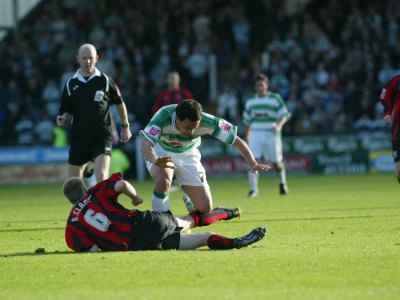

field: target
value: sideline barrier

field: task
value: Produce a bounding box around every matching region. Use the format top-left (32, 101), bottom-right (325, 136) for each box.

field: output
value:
top-left (197, 132), bottom-right (393, 176)
top-left (0, 132), bottom-right (393, 184)
top-left (0, 147), bottom-right (68, 184)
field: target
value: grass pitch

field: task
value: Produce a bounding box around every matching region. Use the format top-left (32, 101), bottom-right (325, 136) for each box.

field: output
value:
top-left (0, 173), bottom-right (399, 300)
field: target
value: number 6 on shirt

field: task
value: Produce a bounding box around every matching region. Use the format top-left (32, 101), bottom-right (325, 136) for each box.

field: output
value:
top-left (84, 209), bottom-right (111, 232)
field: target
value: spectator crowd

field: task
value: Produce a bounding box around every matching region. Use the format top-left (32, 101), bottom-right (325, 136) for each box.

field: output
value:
top-left (0, 0), bottom-right (397, 146)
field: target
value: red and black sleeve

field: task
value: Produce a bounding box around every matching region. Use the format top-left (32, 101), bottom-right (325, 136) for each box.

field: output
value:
top-left (152, 91), bottom-right (165, 115)
top-left (381, 75), bottom-right (400, 117)
top-left (89, 173), bottom-right (123, 202)
top-left (182, 88), bottom-right (194, 100)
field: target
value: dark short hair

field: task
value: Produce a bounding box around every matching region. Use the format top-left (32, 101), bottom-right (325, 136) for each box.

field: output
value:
top-left (62, 177), bottom-right (86, 204)
top-left (254, 73), bottom-right (269, 85)
top-left (176, 99), bottom-right (202, 122)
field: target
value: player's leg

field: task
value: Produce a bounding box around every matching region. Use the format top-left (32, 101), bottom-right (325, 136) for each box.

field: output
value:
top-left (93, 131), bottom-right (112, 182)
top-left (175, 149), bottom-right (212, 213)
top-left (170, 176), bottom-right (179, 192)
top-left (273, 161), bottom-right (288, 195)
top-left (94, 154), bottom-right (110, 182)
top-left (149, 164), bottom-right (175, 212)
top-left (175, 207), bottom-right (241, 230)
top-left (82, 160), bottom-right (96, 187)
top-left (182, 194), bottom-right (197, 212)
top-left (179, 227), bottom-right (267, 250)
top-left (181, 185), bottom-right (212, 213)
top-left (179, 232), bottom-right (213, 250)
top-left (68, 164), bottom-right (84, 178)
top-left (247, 133), bottom-right (262, 198)
top-left (175, 215), bottom-right (194, 231)
top-left (189, 207), bottom-right (240, 226)
top-left (270, 133), bottom-right (288, 195)
top-left (83, 160), bottom-right (95, 178)
top-left (144, 147), bottom-right (176, 212)
top-left (247, 169), bottom-right (260, 198)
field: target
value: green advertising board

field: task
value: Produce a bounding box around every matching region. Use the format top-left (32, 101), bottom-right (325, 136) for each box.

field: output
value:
top-left (199, 131), bottom-right (392, 175)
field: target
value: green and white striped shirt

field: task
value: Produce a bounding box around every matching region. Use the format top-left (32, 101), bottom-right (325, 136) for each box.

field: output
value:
top-left (140, 104), bottom-right (237, 153)
top-left (242, 92), bottom-right (291, 131)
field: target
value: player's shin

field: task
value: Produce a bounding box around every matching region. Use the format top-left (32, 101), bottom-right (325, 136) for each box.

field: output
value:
top-left (189, 207), bottom-right (240, 227)
top-left (248, 170), bottom-right (259, 192)
top-left (277, 163), bottom-right (287, 184)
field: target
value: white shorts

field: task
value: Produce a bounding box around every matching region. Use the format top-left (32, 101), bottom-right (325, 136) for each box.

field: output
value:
top-left (248, 130), bottom-right (283, 163)
top-left (145, 145), bottom-right (208, 187)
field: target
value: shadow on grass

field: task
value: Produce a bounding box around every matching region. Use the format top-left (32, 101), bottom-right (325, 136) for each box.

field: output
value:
top-left (0, 250), bottom-right (75, 258)
top-left (0, 219), bottom-right (65, 224)
top-left (0, 227), bottom-right (64, 233)
top-left (0, 248), bottom-right (213, 258)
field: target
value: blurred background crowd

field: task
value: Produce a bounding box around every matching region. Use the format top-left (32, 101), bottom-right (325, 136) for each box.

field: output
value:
top-left (0, 0), bottom-right (397, 147)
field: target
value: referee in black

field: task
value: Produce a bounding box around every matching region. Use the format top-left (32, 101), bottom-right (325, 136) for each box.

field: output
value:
top-left (57, 43), bottom-right (132, 183)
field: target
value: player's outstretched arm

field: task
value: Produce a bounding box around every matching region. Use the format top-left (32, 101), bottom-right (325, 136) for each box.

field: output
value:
top-left (233, 136), bottom-right (271, 173)
top-left (115, 180), bottom-right (143, 206)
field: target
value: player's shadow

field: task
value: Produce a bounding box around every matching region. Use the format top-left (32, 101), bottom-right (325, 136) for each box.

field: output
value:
top-left (0, 250), bottom-right (76, 258)
top-left (0, 227), bottom-right (64, 233)
top-left (0, 249), bottom-right (214, 257)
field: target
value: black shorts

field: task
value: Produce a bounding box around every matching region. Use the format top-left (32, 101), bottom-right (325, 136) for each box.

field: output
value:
top-left (129, 210), bottom-right (181, 251)
top-left (69, 128), bottom-right (112, 166)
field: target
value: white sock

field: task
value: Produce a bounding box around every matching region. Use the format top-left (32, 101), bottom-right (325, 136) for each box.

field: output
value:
top-left (152, 192), bottom-right (170, 212)
top-left (183, 194), bottom-right (196, 212)
top-left (248, 171), bottom-right (259, 192)
top-left (277, 164), bottom-right (287, 185)
top-left (84, 174), bottom-right (97, 188)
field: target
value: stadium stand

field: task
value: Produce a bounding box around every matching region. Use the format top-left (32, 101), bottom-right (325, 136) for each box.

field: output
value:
top-left (0, 0), bottom-right (396, 146)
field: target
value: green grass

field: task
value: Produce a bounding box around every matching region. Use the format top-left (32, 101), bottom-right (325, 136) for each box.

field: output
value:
top-left (0, 173), bottom-right (399, 300)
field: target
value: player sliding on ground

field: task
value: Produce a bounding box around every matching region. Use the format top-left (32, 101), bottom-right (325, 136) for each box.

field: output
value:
top-left (63, 173), bottom-right (266, 252)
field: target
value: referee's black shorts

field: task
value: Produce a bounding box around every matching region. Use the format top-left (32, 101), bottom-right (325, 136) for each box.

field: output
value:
top-left (69, 128), bottom-right (112, 166)
top-left (129, 210), bottom-right (181, 251)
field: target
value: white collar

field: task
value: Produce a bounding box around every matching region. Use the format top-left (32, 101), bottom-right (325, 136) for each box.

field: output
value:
top-left (72, 68), bottom-right (102, 83)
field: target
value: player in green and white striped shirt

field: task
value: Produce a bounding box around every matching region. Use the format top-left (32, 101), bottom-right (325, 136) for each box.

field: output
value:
top-left (243, 73), bottom-right (291, 197)
top-left (140, 99), bottom-right (271, 212)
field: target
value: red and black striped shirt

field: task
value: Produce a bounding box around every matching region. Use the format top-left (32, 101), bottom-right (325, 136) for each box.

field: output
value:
top-left (65, 173), bottom-right (137, 252)
top-left (151, 88), bottom-right (193, 115)
top-left (380, 75), bottom-right (400, 141)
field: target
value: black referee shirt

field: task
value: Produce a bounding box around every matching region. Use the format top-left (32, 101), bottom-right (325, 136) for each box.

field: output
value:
top-left (59, 68), bottom-right (124, 131)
